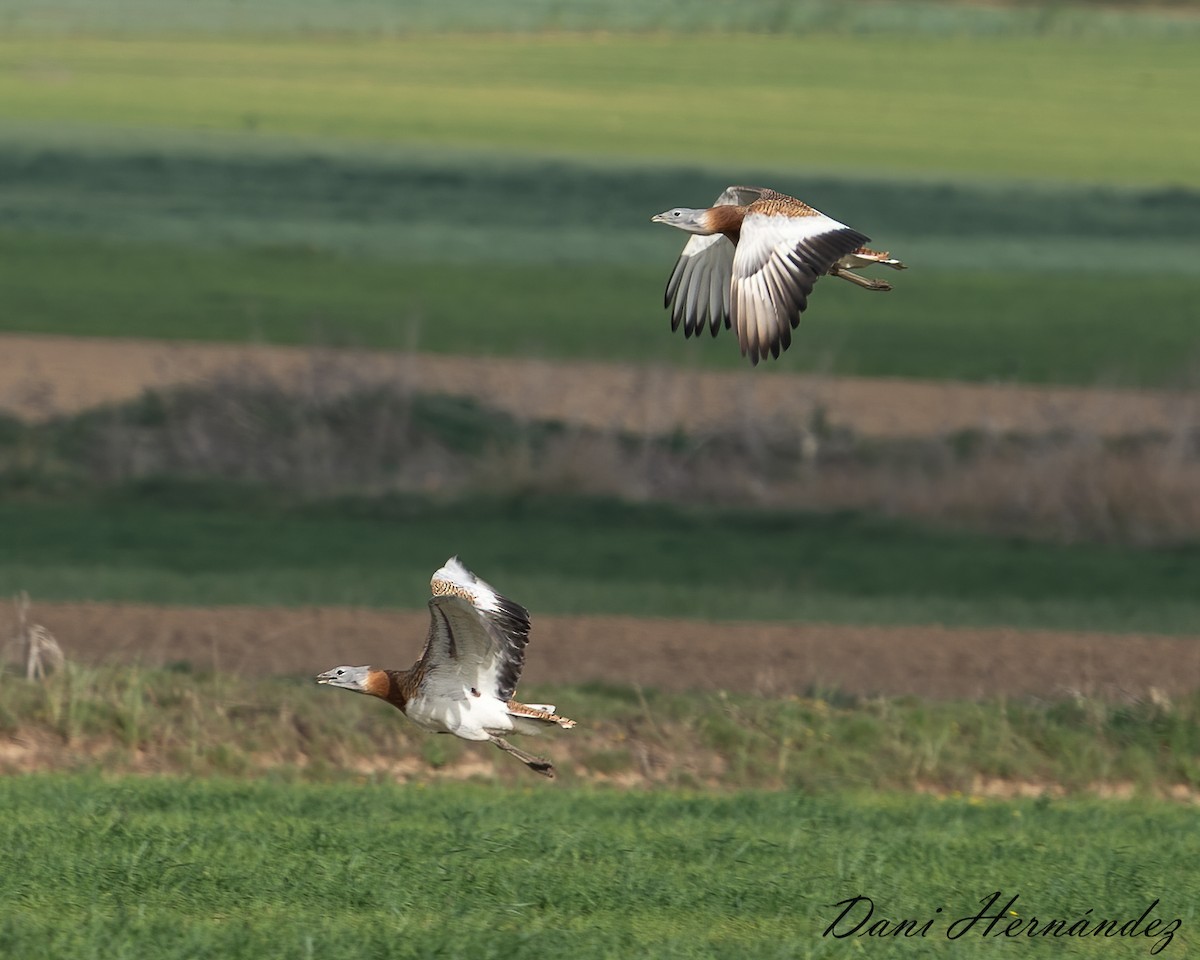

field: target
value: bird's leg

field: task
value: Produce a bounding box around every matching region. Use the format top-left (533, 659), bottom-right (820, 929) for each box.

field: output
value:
top-left (490, 735), bottom-right (555, 778)
top-left (829, 266), bottom-right (893, 292)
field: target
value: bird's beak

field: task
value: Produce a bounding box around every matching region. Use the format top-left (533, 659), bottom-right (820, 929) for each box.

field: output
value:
top-left (650, 213), bottom-right (666, 224)
top-left (314, 670), bottom-right (336, 685)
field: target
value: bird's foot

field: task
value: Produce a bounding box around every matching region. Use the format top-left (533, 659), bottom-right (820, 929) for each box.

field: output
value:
top-left (491, 735), bottom-right (556, 778)
top-left (831, 267), bottom-right (893, 292)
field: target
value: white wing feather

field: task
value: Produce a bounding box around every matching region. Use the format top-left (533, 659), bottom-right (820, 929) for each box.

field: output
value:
top-left (731, 211), bottom-right (866, 363)
top-left (423, 557), bottom-right (531, 702)
top-left (662, 187), bottom-right (764, 338)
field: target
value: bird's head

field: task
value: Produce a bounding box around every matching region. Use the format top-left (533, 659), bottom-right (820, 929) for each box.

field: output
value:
top-left (651, 207), bottom-right (713, 235)
top-left (315, 664), bottom-right (374, 693)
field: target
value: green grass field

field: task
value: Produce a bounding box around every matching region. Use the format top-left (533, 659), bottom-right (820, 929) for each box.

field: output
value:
top-left (3, 490), bottom-right (1199, 632)
top-left (1, 26), bottom-right (1198, 383)
top-left (0, 776), bottom-right (1194, 959)
top-left (6, 140), bottom-right (1194, 267)
top-left (3, 136), bottom-right (1200, 381)
top-left (2, 34), bottom-right (1196, 185)
top-left (7, 231), bottom-right (1200, 383)
top-left (8, 0), bottom-right (1200, 39)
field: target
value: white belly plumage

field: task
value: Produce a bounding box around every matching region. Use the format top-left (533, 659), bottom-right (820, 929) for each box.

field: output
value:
top-left (406, 691), bottom-right (515, 741)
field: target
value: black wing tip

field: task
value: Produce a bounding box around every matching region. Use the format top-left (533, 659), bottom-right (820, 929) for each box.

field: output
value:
top-left (833, 227), bottom-right (871, 256)
top-left (790, 228), bottom-right (870, 279)
top-left (492, 593), bottom-right (532, 702)
top-left (494, 594), bottom-right (531, 633)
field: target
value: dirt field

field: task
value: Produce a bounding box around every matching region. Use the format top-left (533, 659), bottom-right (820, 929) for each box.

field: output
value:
top-left (7, 600), bottom-right (1198, 702)
top-left (4, 332), bottom-right (1198, 439)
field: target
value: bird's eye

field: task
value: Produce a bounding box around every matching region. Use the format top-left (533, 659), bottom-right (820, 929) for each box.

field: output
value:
top-left (673, 211), bottom-right (681, 217)
top-left (337, 669), bottom-right (345, 676)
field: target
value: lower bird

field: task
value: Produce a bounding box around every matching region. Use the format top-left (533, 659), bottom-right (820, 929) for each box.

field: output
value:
top-left (652, 185), bottom-right (905, 365)
top-left (316, 557), bottom-right (575, 778)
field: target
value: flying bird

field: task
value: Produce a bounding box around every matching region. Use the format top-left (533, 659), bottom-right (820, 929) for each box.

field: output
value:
top-left (316, 557), bottom-right (575, 778)
top-left (652, 185), bottom-right (905, 365)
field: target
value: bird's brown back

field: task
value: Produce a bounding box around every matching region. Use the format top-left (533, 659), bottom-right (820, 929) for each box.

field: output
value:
top-left (703, 189), bottom-right (820, 244)
top-left (747, 189), bottom-right (820, 219)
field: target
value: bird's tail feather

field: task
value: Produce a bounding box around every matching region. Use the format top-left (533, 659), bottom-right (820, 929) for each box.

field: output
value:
top-left (507, 699), bottom-right (576, 734)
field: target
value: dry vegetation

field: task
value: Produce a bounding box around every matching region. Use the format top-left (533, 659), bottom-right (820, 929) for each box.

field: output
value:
top-left (3, 591), bottom-right (64, 681)
top-left (2, 660), bottom-right (1199, 797)
top-left (4, 335), bottom-right (1199, 543)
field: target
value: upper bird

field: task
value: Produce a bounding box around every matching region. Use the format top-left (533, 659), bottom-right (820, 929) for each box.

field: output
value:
top-left (316, 557), bottom-right (575, 778)
top-left (651, 186), bottom-right (905, 365)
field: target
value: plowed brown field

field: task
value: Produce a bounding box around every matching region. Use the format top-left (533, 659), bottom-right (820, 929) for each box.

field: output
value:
top-left (9, 600), bottom-right (1198, 701)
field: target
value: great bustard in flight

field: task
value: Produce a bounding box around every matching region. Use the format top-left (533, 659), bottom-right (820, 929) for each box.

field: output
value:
top-left (316, 557), bottom-right (575, 778)
top-left (652, 185), bottom-right (905, 365)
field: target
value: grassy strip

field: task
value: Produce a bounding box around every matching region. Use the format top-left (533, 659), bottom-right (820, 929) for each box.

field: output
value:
top-left (4, 140), bottom-right (1197, 263)
top-left (5, 232), bottom-right (1199, 384)
top-left (0, 774), bottom-right (1195, 959)
top-left (2, 35), bottom-right (1197, 185)
top-left (2, 490), bottom-right (1200, 632)
top-left (3, 666), bottom-right (1200, 791)
top-left (8, 0), bottom-right (1200, 38)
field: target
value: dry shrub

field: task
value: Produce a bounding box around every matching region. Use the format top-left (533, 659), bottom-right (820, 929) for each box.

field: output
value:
top-left (67, 358), bottom-right (469, 497)
top-left (767, 428), bottom-right (1200, 545)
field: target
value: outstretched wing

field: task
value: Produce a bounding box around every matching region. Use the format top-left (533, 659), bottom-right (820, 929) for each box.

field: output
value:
top-left (420, 557), bottom-right (531, 701)
top-left (713, 186), bottom-right (767, 208)
top-left (663, 186), bottom-right (765, 339)
top-left (731, 202), bottom-right (868, 364)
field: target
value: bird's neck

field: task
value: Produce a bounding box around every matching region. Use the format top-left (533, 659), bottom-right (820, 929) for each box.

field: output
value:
top-left (365, 668), bottom-right (421, 713)
top-left (701, 204), bottom-right (745, 243)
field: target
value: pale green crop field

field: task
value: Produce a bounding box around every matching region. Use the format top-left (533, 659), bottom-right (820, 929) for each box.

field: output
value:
top-left (2, 34), bottom-right (1197, 186)
top-left (8, 0), bottom-right (1200, 38)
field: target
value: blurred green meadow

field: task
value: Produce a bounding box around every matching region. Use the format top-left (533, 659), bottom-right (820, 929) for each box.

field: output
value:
top-left (8, 0), bottom-right (1200, 37)
top-left (1, 14), bottom-right (1198, 382)
top-left (3, 152), bottom-right (1199, 381)
top-left (0, 776), bottom-right (1196, 960)
top-left (3, 33), bottom-right (1196, 184)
